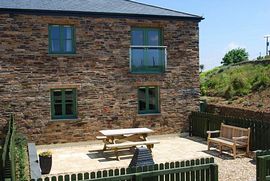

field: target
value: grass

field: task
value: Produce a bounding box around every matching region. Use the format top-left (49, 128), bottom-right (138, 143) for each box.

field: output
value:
top-left (200, 63), bottom-right (270, 99)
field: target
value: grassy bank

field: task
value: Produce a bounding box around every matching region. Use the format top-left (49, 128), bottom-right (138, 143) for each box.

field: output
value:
top-left (200, 63), bottom-right (270, 99)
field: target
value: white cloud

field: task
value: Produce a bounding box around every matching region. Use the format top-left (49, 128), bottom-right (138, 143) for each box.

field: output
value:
top-left (225, 42), bottom-right (246, 52)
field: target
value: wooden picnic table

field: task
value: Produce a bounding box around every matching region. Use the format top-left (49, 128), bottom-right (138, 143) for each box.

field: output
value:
top-left (97, 128), bottom-right (159, 160)
top-left (100, 127), bottom-right (153, 138)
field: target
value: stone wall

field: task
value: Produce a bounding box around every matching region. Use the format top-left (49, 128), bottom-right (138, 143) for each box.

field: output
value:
top-left (0, 13), bottom-right (200, 144)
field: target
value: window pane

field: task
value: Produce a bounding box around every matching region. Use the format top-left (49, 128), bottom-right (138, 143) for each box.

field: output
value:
top-left (54, 104), bottom-right (62, 115)
top-left (147, 30), bottom-right (160, 46)
top-left (146, 49), bottom-right (161, 67)
top-left (132, 30), bottom-right (144, 45)
top-left (51, 26), bottom-right (60, 39)
top-left (149, 87), bottom-right (157, 110)
top-left (64, 39), bottom-right (73, 52)
top-left (65, 90), bottom-right (73, 103)
top-left (66, 104), bottom-right (73, 115)
top-left (138, 88), bottom-right (146, 111)
top-left (132, 48), bottom-right (144, 68)
top-left (53, 91), bottom-right (62, 104)
top-left (51, 40), bottom-right (60, 52)
top-left (63, 26), bottom-right (72, 39)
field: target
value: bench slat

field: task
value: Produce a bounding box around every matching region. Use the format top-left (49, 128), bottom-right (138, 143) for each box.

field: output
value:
top-left (208, 138), bottom-right (247, 147)
top-left (96, 136), bottom-right (107, 140)
top-left (106, 141), bottom-right (159, 149)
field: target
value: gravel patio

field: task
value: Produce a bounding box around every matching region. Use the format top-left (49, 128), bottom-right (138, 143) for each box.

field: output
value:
top-left (37, 134), bottom-right (256, 181)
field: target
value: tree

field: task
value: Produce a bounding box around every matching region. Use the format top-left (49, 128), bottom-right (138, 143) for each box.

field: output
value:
top-left (199, 64), bottom-right (204, 73)
top-left (221, 48), bottom-right (249, 65)
top-left (256, 55), bottom-right (264, 61)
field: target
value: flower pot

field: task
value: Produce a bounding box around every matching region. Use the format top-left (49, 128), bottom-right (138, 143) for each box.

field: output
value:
top-left (39, 155), bottom-right (52, 174)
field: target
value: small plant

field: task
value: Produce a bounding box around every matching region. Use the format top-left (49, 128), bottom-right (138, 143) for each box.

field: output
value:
top-left (39, 150), bottom-right (53, 174)
top-left (39, 150), bottom-right (52, 157)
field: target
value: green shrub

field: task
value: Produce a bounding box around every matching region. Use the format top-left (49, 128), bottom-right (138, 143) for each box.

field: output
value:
top-left (223, 85), bottom-right (233, 99)
top-left (200, 85), bottom-right (206, 96)
top-left (231, 77), bottom-right (245, 90)
top-left (252, 74), bottom-right (270, 91)
top-left (15, 133), bottom-right (29, 181)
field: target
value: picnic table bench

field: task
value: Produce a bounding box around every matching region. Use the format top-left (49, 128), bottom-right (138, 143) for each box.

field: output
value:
top-left (207, 123), bottom-right (250, 159)
top-left (97, 128), bottom-right (159, 160)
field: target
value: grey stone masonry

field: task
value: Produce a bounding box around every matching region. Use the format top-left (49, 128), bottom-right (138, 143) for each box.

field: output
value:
top-left (0, 13), bottom-right (200, 144)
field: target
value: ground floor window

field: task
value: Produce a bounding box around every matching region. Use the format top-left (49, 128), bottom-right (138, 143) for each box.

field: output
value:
top-left (51, 89), bottom-right (77, 119)
top-left (138, 86), bottom-right (159, 114)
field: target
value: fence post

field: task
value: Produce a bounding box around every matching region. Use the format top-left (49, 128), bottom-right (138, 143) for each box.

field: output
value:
top-left (257, 156), bottom-right (266, 181)
top-left (135, 173), bottom-right (142, 181)
top-left (189, 114), bottom-right (192, 136)
top-left (210, 164), bottom-right (218, 181)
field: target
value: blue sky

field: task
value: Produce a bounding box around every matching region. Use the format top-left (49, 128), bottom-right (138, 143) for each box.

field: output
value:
top-left (135, 0), bottom-right (270, 70)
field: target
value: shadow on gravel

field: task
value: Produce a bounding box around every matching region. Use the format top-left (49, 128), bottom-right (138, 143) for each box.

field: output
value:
top-left (87, 149), bottom-right (133, 162)
top-left (202, 150), bottom-right (235, 160)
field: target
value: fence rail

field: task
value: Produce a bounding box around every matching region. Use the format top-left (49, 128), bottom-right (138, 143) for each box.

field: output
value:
top-left (32, 157), bottom-right (218, 181)
top-left (256, 150), bottom-right (270, 181)
top-left (190, 111), bottom-right (270, 151)
top-left (2, 114), bottom-right (16, 181)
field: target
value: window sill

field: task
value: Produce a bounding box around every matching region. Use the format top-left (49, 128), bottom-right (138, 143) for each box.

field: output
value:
top-left (137, 113), bottom-right (161, 117)
top-left (50, 118), bottom-right (79, 122)
top-left (130, 72), bottom-right (165, 75)
top-left (48, 53), bottom-right (77, 57)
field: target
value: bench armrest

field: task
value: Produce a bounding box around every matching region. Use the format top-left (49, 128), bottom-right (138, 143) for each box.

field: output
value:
top-left (207, 130), bottom-right (220, 139)
top-left (232, 136), bottom-right (248, 141)
top-left (207, 130), bottom-right (220, 134)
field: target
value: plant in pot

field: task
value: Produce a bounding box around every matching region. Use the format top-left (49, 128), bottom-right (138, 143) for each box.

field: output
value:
top-left (39, 150), bottom-right (52, 174)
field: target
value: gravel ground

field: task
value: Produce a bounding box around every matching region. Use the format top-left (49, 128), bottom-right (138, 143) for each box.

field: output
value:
top-left (37, 135), bottom-right (256, 181)
top-left (189, 137), bottom-right (256, 181)
top-left (209, 149), bottom-right (255, 181)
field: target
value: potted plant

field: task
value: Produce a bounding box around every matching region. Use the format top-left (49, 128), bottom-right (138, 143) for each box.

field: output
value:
top-left (39, 150), bottom-right (52, 174)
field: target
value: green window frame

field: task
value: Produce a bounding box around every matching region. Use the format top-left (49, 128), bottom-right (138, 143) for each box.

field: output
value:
top-left (51, 89), bottom-right (77, 119)
top-left (48, 25), bottom-right (76, 54)
top-left (131, 27), bottom-right (165, 73)
top-left (131, 27), bottom-right (163, 46)
top-left (138, 86), bottom-right (160, 114)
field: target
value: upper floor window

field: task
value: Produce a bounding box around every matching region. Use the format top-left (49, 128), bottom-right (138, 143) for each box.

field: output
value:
top-left (51, 88), bottom-right (77, 119)
top-left (49, 25), bottom-right (75, 54)
top-left (130, 28), bottom-right (166, 73)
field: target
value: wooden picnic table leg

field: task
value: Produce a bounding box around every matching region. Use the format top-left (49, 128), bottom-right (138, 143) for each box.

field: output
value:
top-left (113, 148), bottom-right (120, 161)
top-left (103, 140), bottom-right (107, 151)
top-left (147, 144), bottom-right (153, 152)
top-left (103, 137), bottom-right (115, 151)
top-left (141, 133), bottom-right (148, 141)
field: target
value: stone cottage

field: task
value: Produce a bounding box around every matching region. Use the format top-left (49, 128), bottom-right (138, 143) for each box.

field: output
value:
top-left (0, 0), bottom-right (203, 144)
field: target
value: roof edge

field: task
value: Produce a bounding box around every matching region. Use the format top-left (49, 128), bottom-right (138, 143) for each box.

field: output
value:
top-left (0, 8), bottom-right (204, 21)
top-left (126, 0), bottom-right (202, 19)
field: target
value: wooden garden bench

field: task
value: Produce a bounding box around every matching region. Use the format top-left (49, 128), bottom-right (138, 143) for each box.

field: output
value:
top-left (207, 123), bottom-right (250, 159)
top-left (105, 140), bottom-right (160, 160)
